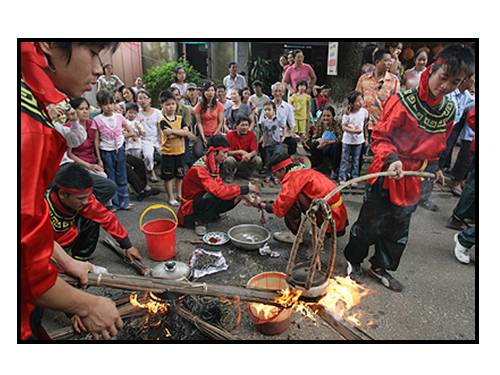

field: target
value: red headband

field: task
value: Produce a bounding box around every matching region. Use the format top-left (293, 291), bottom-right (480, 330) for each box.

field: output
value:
top-left (271, 158), bottom-right (293, 173)
top-left (208, 146), bottom-right (230, 152)
top-left (57, 184), bottom-right (93, 195)
top-left (434, 57), bottom-right (448, 66)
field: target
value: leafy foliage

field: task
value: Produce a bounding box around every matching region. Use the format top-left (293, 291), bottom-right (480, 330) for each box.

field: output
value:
top-left (143, 59), bottom-right (202, 106)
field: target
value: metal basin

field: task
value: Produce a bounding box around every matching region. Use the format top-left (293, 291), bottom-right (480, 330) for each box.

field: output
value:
top-left (228, 224), bottom-right (271, 250)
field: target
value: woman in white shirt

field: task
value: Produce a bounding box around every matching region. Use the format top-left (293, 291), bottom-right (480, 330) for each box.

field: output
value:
top-left (137, 90), bottom-right (162, 182)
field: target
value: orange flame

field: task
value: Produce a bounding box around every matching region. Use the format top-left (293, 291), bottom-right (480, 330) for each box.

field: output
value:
top-left (129, 292), bottom-right (169, 315)
top-left (251, 303), bottom-right (281, 320)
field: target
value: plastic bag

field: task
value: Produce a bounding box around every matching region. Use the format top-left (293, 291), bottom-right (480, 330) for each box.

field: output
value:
top-left (258, 243), bottom-right (280, 258)
top-left (190, 248), bottom-right (228, 279)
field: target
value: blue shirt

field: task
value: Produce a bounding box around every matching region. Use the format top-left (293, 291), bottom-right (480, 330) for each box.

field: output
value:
top-left (321, 130), bottom-right (336, 141)
top-left (447, 89), bottom-right (475, 141)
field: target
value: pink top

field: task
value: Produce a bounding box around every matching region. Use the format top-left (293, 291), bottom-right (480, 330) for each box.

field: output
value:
top-left (194, 101), bottom-right (224, 136)
top-left (283, 63), bottom-right (315, 91)
top-left (91, 113), bottom-right (128, 151)
top-left (67, 120), bottom-right (98, 164)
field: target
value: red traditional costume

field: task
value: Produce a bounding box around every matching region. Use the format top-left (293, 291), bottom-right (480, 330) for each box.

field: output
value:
top-left (46, 189), bottom-right (131, 252)
top-left (178, 149), bottom-right (250, 226)
top-left (345, 62), bottom-right (456, 272)
top-left (266, 164), bottom-right (348, 234)
top-left (20, 42), bottom-right (69, 339)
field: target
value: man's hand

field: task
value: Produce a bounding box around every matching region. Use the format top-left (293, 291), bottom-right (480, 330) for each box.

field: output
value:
top-left (248, 181), bottom-right (260, 195)
top-left (125, 247), bottom-right (143, 262)
top-left (241, 152), bottom-right (252, 162)
top-left (434, 169), bottom-right (445, 185)
top-left (387, 160), bottom-right (403, 179)
top-left (63, 258), bottom-right (92, 288)
top-left (80, 296), bottom-right (123, 340)
top-left (72, 315), bottom-right (87, 334)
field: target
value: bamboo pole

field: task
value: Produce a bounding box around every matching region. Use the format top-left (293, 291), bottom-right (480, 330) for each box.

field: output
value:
top-left (60, 273), bottom-right (285, 306)
top-left (316, 305), bottom-right (374, 341)
top-left (175, 305), bottom-right (238, 341)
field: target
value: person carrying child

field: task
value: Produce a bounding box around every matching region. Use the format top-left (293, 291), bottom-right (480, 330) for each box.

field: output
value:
top-left (158, 90), bottom-right (193, 207)
top-left (123, 102), bottom-right (144, 159)
top-left (92, 90), bottom-right (132, 211)
top-left (338, 90), bottom-right (369, 186)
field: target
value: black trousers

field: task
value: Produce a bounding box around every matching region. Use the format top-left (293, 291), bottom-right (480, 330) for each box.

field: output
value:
top-left (451, 140), bottom-right (473, 182)
top-left (126, 154), bottom-right (148, 194)
top-left (453, 160), bottom-right (475, 221)
top-left (182, 193), bottom-right (238, 227)
top-left (439, 110), bottom-right (468, 170)
top-left (344, 178), bottom-right (417, 271)
top-left (64, 215), bottom-right (101, 261)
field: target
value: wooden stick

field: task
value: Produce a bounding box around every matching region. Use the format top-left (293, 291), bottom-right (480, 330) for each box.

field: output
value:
top-left (316, 305), bottom-right (374, 341)
top-left (60, 273), bottom-right (285, 306)
top-left (101, 237), bottom-right (150, 276)
top-left (175, 305), bottom-right (238, 340)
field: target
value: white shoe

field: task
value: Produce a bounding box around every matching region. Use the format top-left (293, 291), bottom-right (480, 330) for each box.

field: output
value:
top-left (273, 231), bottom-right (296, 244)
top-left (168, 199), bottom-right (180, 207)
top-left (454, 233), bottom-right (470, 264)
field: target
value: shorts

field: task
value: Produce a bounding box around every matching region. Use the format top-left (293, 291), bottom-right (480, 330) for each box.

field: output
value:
top-left (161, 154), bottom-right (185, 180)
top-left (295, 119), bottom-right (307, 135)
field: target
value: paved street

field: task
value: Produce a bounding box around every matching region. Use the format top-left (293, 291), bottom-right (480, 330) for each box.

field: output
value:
top-left (42, 176), bottom-right (475, 341)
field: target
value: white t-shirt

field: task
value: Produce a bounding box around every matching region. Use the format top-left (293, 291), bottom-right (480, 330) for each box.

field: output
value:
top-left (125, 119), bottom-right (143, 151)
top-left (138, 108), bottom-right (162, 145)
top-left (341, 108), bottom-right (368, 145)
top-left (170, 82), bottom-right (188, 97)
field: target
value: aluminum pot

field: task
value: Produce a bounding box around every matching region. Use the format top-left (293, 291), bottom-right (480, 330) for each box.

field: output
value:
top-left (228, 224), bottom-right (271, 250)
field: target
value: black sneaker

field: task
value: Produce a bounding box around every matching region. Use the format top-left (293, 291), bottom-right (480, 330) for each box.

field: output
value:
top-left (346, 262), bottom-right (365, 283)
top-left (368, 267), bottom-right (403, 292)
top-left (446, 215), bottom-right (469, 231)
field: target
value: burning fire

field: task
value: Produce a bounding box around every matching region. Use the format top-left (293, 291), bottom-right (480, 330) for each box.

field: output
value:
top-left (251, 303), bottom-right (281, 320)
top-left (129, 292), bottom-right (169, 315)
top-left (273, 276), bottom-right (369, 326)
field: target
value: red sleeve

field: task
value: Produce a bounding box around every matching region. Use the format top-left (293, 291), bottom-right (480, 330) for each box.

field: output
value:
top-left (79, 195), bottom-right (128, 241)
top-left (193, 103), bottom-right (201, 115)
top-left (370, 94), bottom-right (406, 166)
top-left (272, 172), bottom-right (310, 218)
top-left (249, 132), bottom-right (257, 152)
top-left (217, 101), bottom-right (224, 114)
top-left (21, 117), bottom-right (58, 303)
top-left (468, 107), bottom-right (475, 132)
top-left (195, 167), bottom-right (242, 200)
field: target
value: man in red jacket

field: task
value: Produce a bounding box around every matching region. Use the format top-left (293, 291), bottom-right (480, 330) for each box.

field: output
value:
top-left (344, 44), bottom-right (475, 292)
top-left (255, 151), bottom-right (348, 243)
top-left (21, 42), bottom-right (122, 340)
top-left (47, 164), bottom-right (143, 262)
top-left (178, 136), bottom-right (260, 235)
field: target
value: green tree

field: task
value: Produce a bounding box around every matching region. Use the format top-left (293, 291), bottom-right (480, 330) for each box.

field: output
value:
top-left (143, 59), bottom-right (202, 106)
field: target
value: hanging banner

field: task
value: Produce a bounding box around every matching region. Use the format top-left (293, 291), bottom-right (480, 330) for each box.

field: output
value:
top-left (327, 42), bottom-right (339, 76)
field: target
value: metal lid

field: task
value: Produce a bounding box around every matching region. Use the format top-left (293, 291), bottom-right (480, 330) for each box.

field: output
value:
top-left (151, 260), bottom-right (191, 280)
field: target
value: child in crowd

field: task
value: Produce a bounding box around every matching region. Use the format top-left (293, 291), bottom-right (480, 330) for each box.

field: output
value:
top-left (290, 80), bottom-right (311, 143)
top-left (158, 90), bottom-right (192, 206)
top-left (314, 85), bottom-right (331, 115)
top-left (249, 80), bottom-right (270, 115)
top-left (92, 90), bottom-right (132, 210)
top-left (170, 66), bottom-right (188, 97)
top-left (339, 90), bottom-right (369, 186)
top-left (259, 101), bottom-right (284, 184)
top-left (123, 103), bottom-right (143, 158)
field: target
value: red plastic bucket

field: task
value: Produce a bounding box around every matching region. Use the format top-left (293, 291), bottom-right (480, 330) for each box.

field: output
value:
top-left (139, 204), bottom-right (178, 261)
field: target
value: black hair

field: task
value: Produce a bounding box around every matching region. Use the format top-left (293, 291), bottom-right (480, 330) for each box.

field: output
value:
top-left (236, 116), bottom-right (250, 126)
top-left (373, 48), bottom-right (391, 64)
top-left (50, 42), bottom-right (120, 65)
top-left (54, 163), bottom-right (94, 192)
top-left (125, 102), bottom-right (139, 113)
top-left (293, 49), bottom-right (303, 57)
top-left (228, 62), bottom-right (237, 69)
top-left (69, 97), bottom-right (90, 110)
top-left (116, 85), bottom-right (126, 93)
top-left (242, 87), bottom-right (251, 93)
top-left (96, 90), bottom-right (114, 106)
top-left (136, 89), bottom-right (151, 99)
top-left (159, 89), bottom-right (176, 104)
top-left (346, 90), bottom-right (362, 106)
top-left (216, 84), bottom-right (226, 91)
top-left (168, 86), bottom-right (180, 95)
top-left (252, 80), bottom-right (263, 88)
top-left (268, 150), bottom-right (298, 173)
top-left (103, 63), bottom-right (113, 70)
top-left (174, 66), bottom-right (185, 83)
top-left (296, 80), bottom-right (308, 88)
top-left (431, 43), bottom-right (475, 78)
top-left (388, 42), bottom-right (403, 50)
top-left (322, 104), bottom-right (336, 118)
top-left (263, 101), bottom-right (276, 111)
top-left (361, 44), bottom-right (379, 65)
top-left (200, 82), bottom-right (217, 113)
top-left (123, 87), bottom-right (137, 102)
top-left (207, 135), bottom-right (230, 149)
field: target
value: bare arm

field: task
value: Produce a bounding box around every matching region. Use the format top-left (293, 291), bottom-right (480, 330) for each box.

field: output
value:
top-left (195, 112), bottom-right (207, 145)
top-left (67, 148), bottom-right (92, 169)
top-left (94, 129), bottom-right (103, 167)
top-left (215, 110), bottom-right (224, 135)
